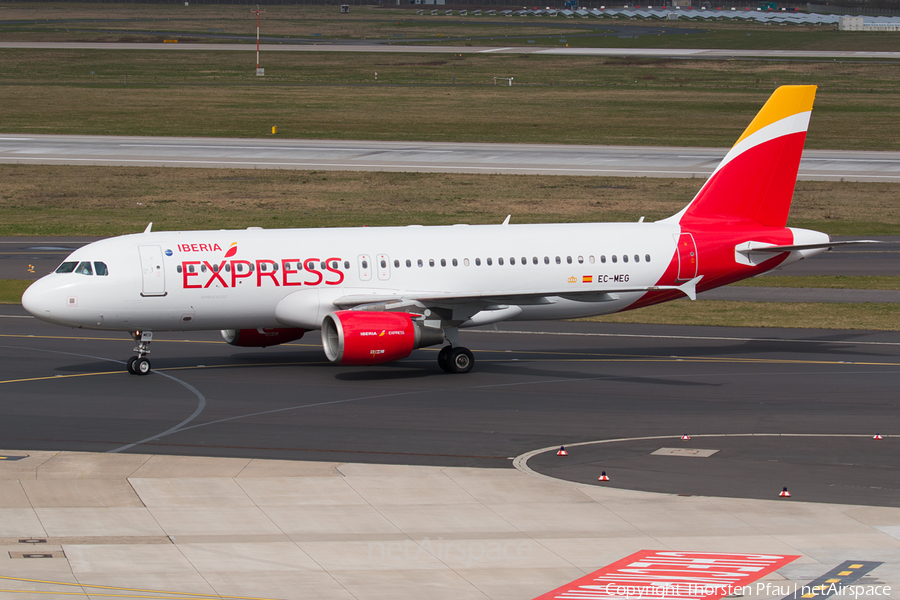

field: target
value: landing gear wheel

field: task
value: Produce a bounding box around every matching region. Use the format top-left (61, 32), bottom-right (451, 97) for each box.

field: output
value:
top-left (447, 347), bottom-right (474, 374)
top-left (437, 346), bottom-right (452, 372)
top-left (134, 357), bottom-right (152, 376)
top-left (126, 356), bottom-right (138, 374)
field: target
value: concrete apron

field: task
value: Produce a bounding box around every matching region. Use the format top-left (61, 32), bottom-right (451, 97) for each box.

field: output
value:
top-left (0, 450), bottom-right (898, 600)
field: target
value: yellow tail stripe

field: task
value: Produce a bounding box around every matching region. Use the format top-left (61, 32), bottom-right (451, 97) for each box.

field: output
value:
top-left (734, 85), bottom-right (817, 146)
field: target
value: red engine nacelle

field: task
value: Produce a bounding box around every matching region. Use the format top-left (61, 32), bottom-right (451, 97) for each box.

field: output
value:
top-left (322, 311), bottom-right (444, 366)
top-left (221, 328), bottom-right (306, 347)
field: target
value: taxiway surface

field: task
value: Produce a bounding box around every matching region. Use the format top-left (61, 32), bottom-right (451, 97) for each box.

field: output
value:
top-left (2, 306), bottom-right (898, 507)
top-left (2, 135), bottom-right (899, 182)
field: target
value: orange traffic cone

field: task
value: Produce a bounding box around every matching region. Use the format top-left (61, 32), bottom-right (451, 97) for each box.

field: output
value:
top-left (681, 434), bottom-right (691, 440)
top-left (874, 434), bottom-right (883, 440)
top-left (779, 487), bottom-right (791, 498)
top-left (598, 471), bottom-right (610, 481)
top-left (557, 446), bottom-right (568, 456)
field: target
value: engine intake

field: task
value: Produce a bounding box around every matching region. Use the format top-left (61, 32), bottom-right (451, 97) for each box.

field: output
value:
top-left (322, 311), bottom-right (444, 365)
top-left (221, 328), bottom-right (306, 347)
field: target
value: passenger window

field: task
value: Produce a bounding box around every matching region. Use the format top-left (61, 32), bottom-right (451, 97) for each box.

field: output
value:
top-left (612, 255), bottom-right (618, 263)
top-left (634, 255), bottom-right (640, 263)
top-left (475, 258), bottom-right (481, 266)
top-left (75, 261), bottom-right (93, 275)
top-left (555, 256), bottom-right (561, 264)
top-left (381, 259), bottom-right (387, 269)
top-left (274, 263), bottom-right (279, 272)
top-left (533, 257), bottom-right (538, 265)
top-left (441, 259), bottom-right (446, 267)
top-left (344, 261), bottom-right (350, 269)
top-left (94, 262), bottom-right (109, 276)
top-left (394, 260), bottom-right (399, 268)
top-left (418, 259), bottom-right (423, 267)
top-left (177, 265), bottom-right (183, 274)
top-left (201, 264), bottom-right (207, 273)
top-left (226, 264), bottom-right (232, 272)
top-left (623, 255), bottom-right (629, 263)
top-left (589, 255), bottom-right (595, 264)
top-left (544, 257), bottom-right (549, 265)
top-left (429, 259), bottom-right (435, 267)
top-left (361, 260), bottom-right (368, 269)
top-left (498, 257), bottom-right (504, 266)
top-left (249, 264), bottom-right (255, 272)
top-left (464, 258), bottom-right (470, 266)
top-left (320, 261), bottom-right (326, 270)
top-left (452, 258), bottom-right (458, 267)
top-left (510, 257), bottom-right (516, 265)
top-left (578, 256), bottom-right (584, 264)
top-left (645, 254), bottom-right (651, 262)
top-left (56, 261), bottom-right (78, 274)
top-left (521, 257), bottom-right (526, 265)
top-left (189, 264), bottom-right (197, 273)
top-left (487, 258), bottom-right (493, 266)
top-left (567, 256), bottom-right (572, 264)
top-left (405, 259), bottom-right (411, 268)
top-left (600, 256), bottom-right (606, 264)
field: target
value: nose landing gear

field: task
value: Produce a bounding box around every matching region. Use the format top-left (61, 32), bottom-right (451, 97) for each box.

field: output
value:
top-left (126, 330), bottom-right (153, 375)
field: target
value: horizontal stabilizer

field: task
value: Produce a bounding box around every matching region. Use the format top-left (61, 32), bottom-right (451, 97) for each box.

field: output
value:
top-left (738, 239), bottom-right (880, 253)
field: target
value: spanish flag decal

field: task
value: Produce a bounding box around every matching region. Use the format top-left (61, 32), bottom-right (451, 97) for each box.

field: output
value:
top-left (583, 275), bottom-right (592, 283)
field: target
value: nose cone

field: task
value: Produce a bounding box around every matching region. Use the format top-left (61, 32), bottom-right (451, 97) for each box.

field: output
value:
top-left (21, 277), bottom-right (57, 323)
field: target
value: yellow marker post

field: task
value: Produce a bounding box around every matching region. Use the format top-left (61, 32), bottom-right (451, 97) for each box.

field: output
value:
top-left (271, 126), bottom-right (277, 135)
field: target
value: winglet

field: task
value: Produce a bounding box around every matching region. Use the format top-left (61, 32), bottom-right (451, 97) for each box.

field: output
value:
top-left (143, 222), bottom-right (153, 234)
top-left (678, 276), bottom-right (703, 301)
top-left (502, 215), bottom-right (511, 226)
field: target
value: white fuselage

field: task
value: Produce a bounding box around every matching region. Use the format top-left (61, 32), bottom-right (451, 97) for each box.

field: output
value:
top-left (23, 221), bottom-right (682, 332)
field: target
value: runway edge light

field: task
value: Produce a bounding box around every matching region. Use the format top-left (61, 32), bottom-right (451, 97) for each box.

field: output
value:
top-left (874, 434), bottom-right (883, 440)
top-left (681, 434), bottom-right (691, 440)
top-left (780, 486), bottom-right (791, 497)
top-left (557, 446), bottom-right (568, 456)
top-left (598, 471), bottom-right (610, 481)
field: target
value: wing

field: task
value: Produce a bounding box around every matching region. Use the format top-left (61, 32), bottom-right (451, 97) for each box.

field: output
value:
top-left (331, 276), bottom-right (703, 319)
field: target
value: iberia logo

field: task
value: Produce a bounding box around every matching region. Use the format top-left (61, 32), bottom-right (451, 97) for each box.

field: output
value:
top-left (224, 243), bottom-right (238, 258)
top-left (379, 330), bottom-right (386, 337)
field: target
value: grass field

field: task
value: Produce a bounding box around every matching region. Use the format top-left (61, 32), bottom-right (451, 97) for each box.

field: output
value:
top-left (584, 299), bottom-right (900, 330)
top-left (1, 165), bottom-right (897, 236)
top-left (2, 50), bottom-right (900, 150)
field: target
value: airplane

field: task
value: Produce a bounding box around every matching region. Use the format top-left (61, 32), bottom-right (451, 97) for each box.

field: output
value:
top-left (21, 85), bottom-right (868, 376)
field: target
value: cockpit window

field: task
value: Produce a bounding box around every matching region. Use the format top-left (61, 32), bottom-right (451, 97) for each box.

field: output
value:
top-left (56, 261), bottom-right (78, 274)
top-left (94, 262), bottom-right (109, 276)
top-left (75, 261), bottom-right (93, 276)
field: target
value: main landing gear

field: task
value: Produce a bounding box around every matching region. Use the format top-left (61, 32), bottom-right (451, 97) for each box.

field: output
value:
top-left (126, 330), bottom-right (153, 376)
top-left (437, 345), bottom-right (474, 374)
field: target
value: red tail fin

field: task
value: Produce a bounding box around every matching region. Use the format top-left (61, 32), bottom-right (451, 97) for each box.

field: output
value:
top-left (673, 85), bottom-right (817, 228)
